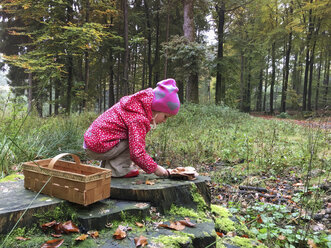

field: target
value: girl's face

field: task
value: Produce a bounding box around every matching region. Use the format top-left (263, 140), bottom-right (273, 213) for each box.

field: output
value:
top-left (152, 112), bottom-right (173, 125)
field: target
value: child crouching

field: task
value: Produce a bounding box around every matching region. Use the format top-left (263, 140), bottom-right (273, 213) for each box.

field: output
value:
top-left (83, 78), bottom-right (180, 178)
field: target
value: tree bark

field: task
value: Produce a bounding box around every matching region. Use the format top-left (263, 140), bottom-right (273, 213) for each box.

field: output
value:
top-left (281, 4), bottom-right (292, 113)
top-left (323, 53), bottom-right (329, 108)
top-left (123, 0), bottom-right (129, 95)
top-left (28, 72), bottom-right (33, 114)
top-left (240, 51), bottom-right (245, 112)
top-left (144, 0), bottom-right (153, 88)
top-left (65, 0), bottom-right (74, 115)
top-left (263, 55), bottom-right (269, 112)
top-left (302, 0), bottom-right (313, 111)
top-left (256, 68), bottom-right (263, 111)
top-left (215, 1), bottom-right (225, 104)
top-left (49, 79), bottom-right (52, 116)
top-left (163, 0), bottom-right (170, 78)
top-left (108, 49), bottom-right (115, 108)
top-left (270, 42), bottom-right (276, 114)
top-left (83, 0), bottom-right (90, 110)
top-left (314, 52), bottom-right (322, 111)
top-left (153, 0), bottom-right (160, 85)
top-left (183, 0), bottom-right (198, 103)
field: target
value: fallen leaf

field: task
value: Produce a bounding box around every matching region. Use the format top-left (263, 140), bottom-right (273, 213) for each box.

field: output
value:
top-left (40, 239), bottom-right (64, 248)
top-left (75, 234), bottom-right (88, 241)
top-left (159, 221), bottom-right (185, 231)
top-left (53, 223), bottom-right (64, 234)
top-left (88, 231), bottom-right (99, 239)
top-left (135, 203), bottom-right (149, 208)
top-left (41, 220), bottom-right (57, 230)
top-left (16, 236), bottom-right (31, 241)
top-left (113, 225), bottom-right (127, 240)
top-left (135, 222), bottom-right (144, 228)
top-left (145, 180), bottom-right (155, 185)
top-left (278, 234), bottom-right (286, 241)
top-left (134, 235), bottom-right (148, 247)
top-left (51, 234), bottom-right (62, 238)
top-left (256, 214), bottom-right (263, 224)
top-left (178, 218), bottom-right (196, 227)
top-left (241, 234), bottom-right (249, 238)
top-left (62, 220), bottom-right (80, 234)
top-left (307, 239), bottom-right (317, 248)
top-left (227, 231), bottom-right (236, 237)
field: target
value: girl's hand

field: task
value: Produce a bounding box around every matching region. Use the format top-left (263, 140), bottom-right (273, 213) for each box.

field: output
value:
top-left (154, 165), bottom-right (169, 177)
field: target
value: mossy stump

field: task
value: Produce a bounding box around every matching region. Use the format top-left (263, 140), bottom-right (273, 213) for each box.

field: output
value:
top-left (110, 174), bottom-right (211, 213)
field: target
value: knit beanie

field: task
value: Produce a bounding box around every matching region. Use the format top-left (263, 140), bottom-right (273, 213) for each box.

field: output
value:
top-left (151, 78), bottom-right (180, 115)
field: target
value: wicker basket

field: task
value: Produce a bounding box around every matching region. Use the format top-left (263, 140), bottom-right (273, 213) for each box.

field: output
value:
top-left (23, 153), bottom-right (111, 206)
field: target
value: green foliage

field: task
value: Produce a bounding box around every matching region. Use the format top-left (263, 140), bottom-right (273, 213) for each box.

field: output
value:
top-left (229, 201), bottom-right (331, 248)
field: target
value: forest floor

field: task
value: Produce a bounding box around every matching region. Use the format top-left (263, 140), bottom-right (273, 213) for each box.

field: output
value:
top-left (204, 113), bottom-right (331, 244)
top-left (250, 112), bottom-right (331, 130)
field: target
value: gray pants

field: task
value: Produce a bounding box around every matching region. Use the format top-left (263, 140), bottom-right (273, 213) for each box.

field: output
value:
top-left (85, 140), bottom-right (136, 177)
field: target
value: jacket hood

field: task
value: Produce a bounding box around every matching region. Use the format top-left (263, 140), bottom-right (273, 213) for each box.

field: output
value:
top-left (119, 88), bottom-right (154, 121)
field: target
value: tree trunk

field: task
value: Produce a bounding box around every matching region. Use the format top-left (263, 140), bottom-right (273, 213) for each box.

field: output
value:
top-left (270, 42), bottom-right (276, 114)
top-left (144, 0), bottom-right (152, 88)
top-left (54, 77), bottom-right (60, 115)
top-left (142, 41), bottom-right (146, 89)
top-left (323, 53), bottom-right (329, 108)
top-left (240, 51), bottom-right (245, 112)
top-left (302, 0), bottom-right (313, 111)
top-left (183, 0), bottom-right (198, 103)
top-left (281, 29), bottom-right (292, 113)
top-left (256, 68), bottom-right (263, 111)
top-left (66, 55), bottom-right (73, 115)
top-left (314, 52), bottom-right (322, 111)
top-left (307, 41), bottom-right (316, 111)
top-left (65, 0), bottom-right (74, 115)
top-left (83, 0), bottom-right (90, 110)
top-left (246, 64), bottom-right (251, 112)
top-left (123, 0), bottom-right (129, 95)
top-left (49, 79), bottom-right (52, 116)
top-left (28, 72), bottom-right (33, 114)
top-left (215, 1), bottom-right (225, 104)
top-left (108, 49), bottom-right (115, 108)
top-left (153, 0), bottom-right (160, 85)
top-left (164, 0), bottom-right (170, 78)
top-left (263, 55), bottom-right (269, 112)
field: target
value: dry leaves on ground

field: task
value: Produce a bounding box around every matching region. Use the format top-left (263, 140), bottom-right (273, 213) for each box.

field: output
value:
top-left (40, 239), bottom-right (64, 248)
top-left (134, 235), bottom-right (148, 247)
top-left (113, 225), bottom-right (132, 240)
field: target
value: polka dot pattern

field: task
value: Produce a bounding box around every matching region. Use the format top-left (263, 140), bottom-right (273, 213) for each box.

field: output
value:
top-left (84, 88), bottom-right (157, 173)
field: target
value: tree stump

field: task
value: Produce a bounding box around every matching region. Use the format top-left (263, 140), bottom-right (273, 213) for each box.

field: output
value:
top-left (110, 174), bottom-right (211, 213)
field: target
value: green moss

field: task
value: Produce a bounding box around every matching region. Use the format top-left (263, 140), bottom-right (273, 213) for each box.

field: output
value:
top-left (168, 205), bottom-right (208, 221)
top-left (0, 173), bottom-right (24, 182)
top-left (211, 204), bottom-right (254, 238)
top-left (190, 183), bottom-right (208, 212)
top-left (215, 218), bottom-right (236, 232)
top-left (211, 205), bottom-right (230, 218)
top-left (33, 203), bottom-right (77, 224)
top-left (151, 233), bottom-right (193, 248)
top-left (231, 236), bottom-right (268, 248)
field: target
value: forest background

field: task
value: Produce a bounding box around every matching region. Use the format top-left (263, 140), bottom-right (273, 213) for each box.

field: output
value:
top-left (0, 1), bottom-right (330, 247)
top-left (0, 0), bottom-right (330, 115)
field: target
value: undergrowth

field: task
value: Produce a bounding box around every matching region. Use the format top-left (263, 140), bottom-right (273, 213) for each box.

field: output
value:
top-left (0, 103), bottom-right (330, 247)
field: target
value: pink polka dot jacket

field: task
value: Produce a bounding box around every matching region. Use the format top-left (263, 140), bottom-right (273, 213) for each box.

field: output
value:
top-left (84, 88), bottom-right (157, 174)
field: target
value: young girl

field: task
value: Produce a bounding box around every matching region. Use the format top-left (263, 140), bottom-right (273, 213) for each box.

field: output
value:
top-left (84, 78), bottom-right (180, 178)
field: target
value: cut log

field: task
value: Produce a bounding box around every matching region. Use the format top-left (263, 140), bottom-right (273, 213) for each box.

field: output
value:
top-left (110, 174), bottom-right (211, 213)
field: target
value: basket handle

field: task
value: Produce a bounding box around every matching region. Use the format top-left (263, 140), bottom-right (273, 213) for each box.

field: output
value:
top-left (48, 153), bottom-right (81, 169)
